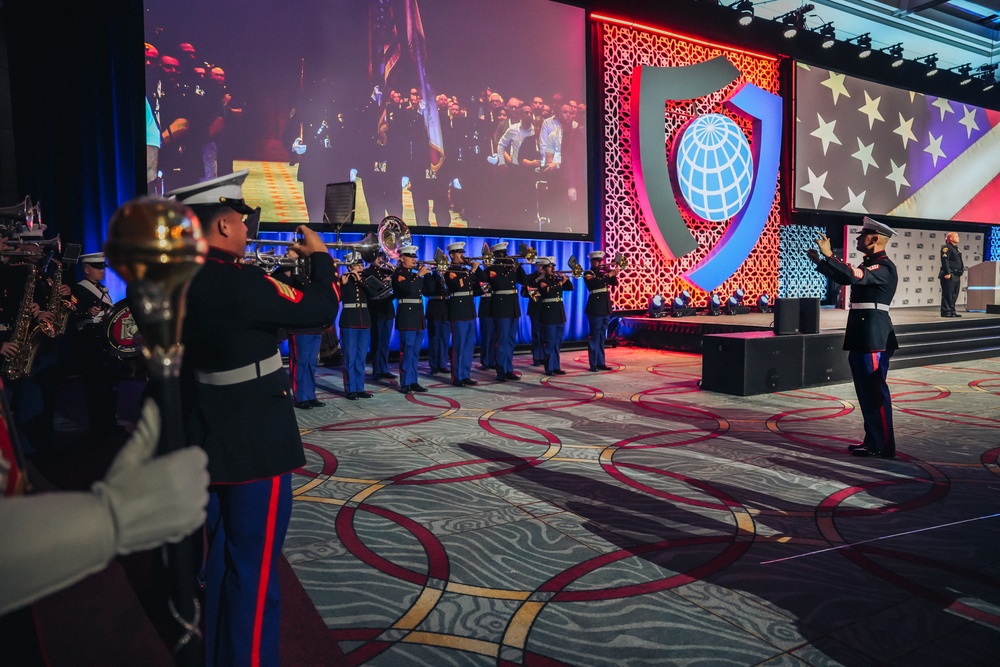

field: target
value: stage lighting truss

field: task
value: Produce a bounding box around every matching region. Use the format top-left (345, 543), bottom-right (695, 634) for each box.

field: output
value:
top-left (849, 32), bottom-right (873, 59)
top-left (883, 43), bottom-right (905, 68)
top-left (671, 290), bottom-right (697, 317)
top-left (730, 0), bottom-right (754, 27)
top-left (922, 53), bottom-right (939, 77)
top-left (756, 293), bottom-right (772, 313)
top-left (778, 4), bottom-right (813, 39)
top-left (817, 22), bottom-right (836, 49)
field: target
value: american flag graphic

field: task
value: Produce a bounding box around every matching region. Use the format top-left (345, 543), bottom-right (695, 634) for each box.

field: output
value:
top-left (793, 63), bottom-right (1000, 224)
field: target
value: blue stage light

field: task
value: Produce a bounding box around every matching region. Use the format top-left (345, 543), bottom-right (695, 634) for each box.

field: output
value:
top-left (757, 293), bottom-right (771, 313)
top-left (708, 291), bottom-right (722, 316)
top-left (648, 294), bottom-right (668, 317)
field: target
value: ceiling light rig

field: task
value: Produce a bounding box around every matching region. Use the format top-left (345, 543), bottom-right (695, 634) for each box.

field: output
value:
top-left (848, 33), bottom-right (873, 59)
top-left (883, 43), bottom-right (905, 68)
top-left (730, 0), bottom-right (754, 27)
top-left (817, 22), bottom-right (836, 49)
top-left (922, 53), bottom-right (939, 77)
top-left (778, 4), bottom-right (814, 39)
top-left (953, 63), bottom-right (974, 85)
top-left (977, 63), bottom-right (997, 91)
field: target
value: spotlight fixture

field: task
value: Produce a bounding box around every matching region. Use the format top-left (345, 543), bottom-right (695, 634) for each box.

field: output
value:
top-left (882, 43), bottom-right (905, 68)
top-left (756, 293), bottom-right (772, 313)
top-left (671, 290), bottom-right (696, 318)
top-left (725, 289), bottom-right (750, 315)
top-left (731, 0), bottom-right (754, 27)
top-left (977, 63), bottom-right (997, 90)
top-left (954, 63), bottom-right (974, 85)
top-left (849, 33), bottom-right (873, 59)
top-left (778, 4), bottom-right (813, 39)
top-left (817, 22), bottom-right (836, 49)
top-left (648, 294), bottom-right (668, 318)
top-left (922, 53), bottom-right (939, 77)
top-left (707, 292), bottom-right (723, 316)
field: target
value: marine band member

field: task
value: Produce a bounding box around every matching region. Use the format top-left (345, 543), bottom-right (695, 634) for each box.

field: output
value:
top-left (339, 252), bottom-right (378, 400)
top-left (391, 245), bottom-right (432, 394)
top-left (444, 242), bottom-right (483, 387)
top-left (583, 250), bottom-right (618, 372)
top-left (537, 257), bottom-right (573, 376)
top-left (485, 242), bottom-right (528, 382)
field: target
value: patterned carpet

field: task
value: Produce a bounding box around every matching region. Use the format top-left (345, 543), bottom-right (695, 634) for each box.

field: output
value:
top-left (285, 348), bottom-right (1000, 666)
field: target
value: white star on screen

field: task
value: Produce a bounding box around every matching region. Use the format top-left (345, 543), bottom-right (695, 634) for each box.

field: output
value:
top-left (931, 97), bottom-right (954, 122)
top-left (811, 114), bottom-right (842, 155)
top-left (893, 113), bottom-right (917, 149)
top-left (841, 187), bottom-right (868, 213)
top-left (885, 159), bottom-right (910, 196)
top-left (924, 132), bottom-right (946, 167)
top-left (851, 138), bottom-right (879, 175)
top-left (858, 91), bottom-right (884, 130)
top-left (801, 168), bottom-right (833, 208)
top-left (821, 71), bottom-right (851, 105)
top-left (959, 106), bottom-right (980, 138)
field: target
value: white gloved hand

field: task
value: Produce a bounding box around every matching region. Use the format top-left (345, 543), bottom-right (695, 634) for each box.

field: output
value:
top-left (401, 176), bottom-right (410, 189)
top-left (92, 400), bottom-right (209, 555)
top-left (487, 154), bottom-right (499, 165)
top-left (292, 138), bottom-right (307, 155)
top-left (0, 400), bottom-right (208, 615)
top-left (350, 168), bottom-right (358, 182)
top-left (452, 178), bottom-right (462, 190)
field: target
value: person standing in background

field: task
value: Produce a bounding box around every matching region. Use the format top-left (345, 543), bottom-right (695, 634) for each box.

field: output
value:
top-left (939, 232), bottom-right (964, 318)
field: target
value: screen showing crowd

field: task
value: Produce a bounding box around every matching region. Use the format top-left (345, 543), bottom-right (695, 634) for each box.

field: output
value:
top-left (143, 0), bottom-right (589, 237)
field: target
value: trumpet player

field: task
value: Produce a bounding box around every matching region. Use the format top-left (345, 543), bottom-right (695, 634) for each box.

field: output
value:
top-left (445, 242), bottom-right (483, 387)
top-left (392, 245), bottom-right (432, 394)
top-left (523, 258), bottom-right (548, 366)
top-left (486, 242), bottom-right (528, 381)
top-left (339, 252), bottom-right (378, 400)
top-left (584, 250), bottom-right (618, 372)
top-left (538, 258), bottom-right (574, 376)
top-left (275, 248), bottom-right (326, 410)
top-left (364, 253), bottom-right (397, 381)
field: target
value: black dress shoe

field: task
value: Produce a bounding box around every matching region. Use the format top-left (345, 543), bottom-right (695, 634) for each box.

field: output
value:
top-left (357, 391), bottom-right (374, 399)
top-left (452, 380), bottom-right (465, 387)
top-left (505, 372), bottom-right (521, 381)
top-left (544, 371), bottom-right (554, 376)
top-left (850, 447), bottom-right (881, 457)
top-left (308, 399), bottom-right (325, 407)
top-left (552, 369), bottom-right (567, 375)
top-left (345, 392), bottom-right (359, 401)
top-left (954, 313), bottom-right (962, 318)
top-left (847, 443), bottom-right (867, 452)
top-left (496, 374), bottom-right (508, 382)
top-left (597, 365), bottom-right (613, 371)
top-left (380, 372), bottom-right (398, 379)
top-left (531, 361), bottom-right (544, 367)
top-left (410, 383), bottom-right (428, 393)
top-left (400, 385), bottom-right (413, 394)
top-left (589, 367), bottom-right (598, 372)
top-left (478, 364), bottom-right (493, 370)
top-left (462, 378), bottom-right (478, 386)
top-left (294, 401), bottom-right (312, 410)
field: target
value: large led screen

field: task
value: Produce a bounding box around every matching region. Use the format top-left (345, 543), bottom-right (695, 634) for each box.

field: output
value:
top-left (143, 0), bottom-right (589, 237)
top-left (793, 62), bottom-right (1000, 224)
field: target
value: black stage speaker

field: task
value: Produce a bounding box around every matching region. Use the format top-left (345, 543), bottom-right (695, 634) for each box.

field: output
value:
top-left (799, 297), bottom-right (821, 334)
top-left (702, 332), bottom-right (804, 395)
top-left (802, 333), bottom-right (851, 387)
top-left (774, 298), bottom-right (800, 335)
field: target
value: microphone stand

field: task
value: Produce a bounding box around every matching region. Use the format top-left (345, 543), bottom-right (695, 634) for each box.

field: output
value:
top-left (105, 197), bottom-right (208, 666)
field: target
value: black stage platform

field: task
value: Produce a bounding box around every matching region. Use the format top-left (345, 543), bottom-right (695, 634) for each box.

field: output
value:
top-left (617, 307), bottom-right (1000, 395)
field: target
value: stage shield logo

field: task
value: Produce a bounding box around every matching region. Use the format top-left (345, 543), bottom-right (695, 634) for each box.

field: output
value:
top-left (629, 57), bottom-right (782, 292)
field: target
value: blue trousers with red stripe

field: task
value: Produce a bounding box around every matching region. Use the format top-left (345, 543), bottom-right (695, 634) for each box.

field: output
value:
top-left (288, 333), bottom-right (321, 402)
top-left (341, 327), bottom-right (370, 394)
top-left (206, 475), bottom-right (292, 667)
top-left (848, 350), bottom-right (895, 455)
top-left (398, 329), bottom-right (422, 387)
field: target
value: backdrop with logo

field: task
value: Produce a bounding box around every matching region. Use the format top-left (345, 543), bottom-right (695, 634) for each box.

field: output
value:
top-left (845, 226), bottom-right (984, 309)
top-left (597, 18), bottom-right (782, 310)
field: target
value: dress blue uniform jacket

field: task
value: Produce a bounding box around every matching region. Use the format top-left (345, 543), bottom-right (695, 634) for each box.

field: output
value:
top-left (392, 268), bottom-right (430, 330)
top-left (487, 262), bottom-right (528, 318)
top-left (583, 270), bottom-right (618, 315)
top-left (815, 251), bottom-right (898, 352)
top-left (181, 247), bottom-right (340, 483)
top-left (445, 264), bottom-right (484, 321)
top-left (538, 273), bottom-right (574, 325)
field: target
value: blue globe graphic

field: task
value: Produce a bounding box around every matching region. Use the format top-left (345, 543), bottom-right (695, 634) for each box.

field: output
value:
top-left (673, 114), bottom-right (754, 222)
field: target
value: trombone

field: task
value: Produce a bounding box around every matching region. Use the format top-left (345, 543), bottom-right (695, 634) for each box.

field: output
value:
top-left (554, 255), bottom-right (584, 279)
top-left (247, 231), bottom-right (379, 263)
top-left (490, 242), bottom-right (538, 269)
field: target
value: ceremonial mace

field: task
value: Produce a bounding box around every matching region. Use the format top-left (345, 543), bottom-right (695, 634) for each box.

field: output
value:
top-left (105, 197), bottom-right (207, 666)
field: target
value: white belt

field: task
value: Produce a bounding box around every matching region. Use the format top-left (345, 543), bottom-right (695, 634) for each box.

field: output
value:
top-left (542, 297), bottom-right (563, 303)
top-left (590, 288), bottom-right (608, 294)
top-left (196, 352), bottom-right (282, 386)
top-left (342, 303), bottom-right (368, 309)
top-left (399, 298), bottom-right (423, 304)
top-left (450, 291), bottom-right (472, 297)
top-left (493, 289), bottom-right (517, 295)
top-left (850, 302), bottom-right (890, 311)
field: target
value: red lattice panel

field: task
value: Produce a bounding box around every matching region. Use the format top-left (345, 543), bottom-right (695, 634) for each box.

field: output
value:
top-left (598, 20), bottom-right (782, 309)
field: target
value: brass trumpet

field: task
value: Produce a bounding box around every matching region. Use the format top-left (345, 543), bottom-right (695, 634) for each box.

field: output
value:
top-left (463, 242), bottom-right (495, 266)
top-left (553, 255), bottom-right (584, 279)
top-left (247, 231), bottom-right (379, 263)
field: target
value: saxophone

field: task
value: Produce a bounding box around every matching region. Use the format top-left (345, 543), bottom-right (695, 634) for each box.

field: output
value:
top-left (42, 261), bottom-right (73, 338)
top-left (1, 263), bottom-right (39, 381)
